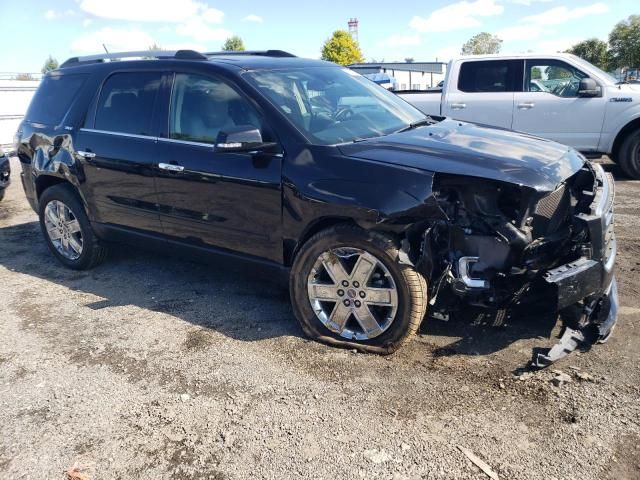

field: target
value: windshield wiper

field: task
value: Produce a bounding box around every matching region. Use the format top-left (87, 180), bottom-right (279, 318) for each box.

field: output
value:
top-left (394, 117), bottom-right (435, 134)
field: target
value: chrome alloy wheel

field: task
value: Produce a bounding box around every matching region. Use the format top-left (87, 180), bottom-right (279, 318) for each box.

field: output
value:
top-left (43, 200), bottom-right (83, 260)
top-left (307, 247), bottom-right (399, 340)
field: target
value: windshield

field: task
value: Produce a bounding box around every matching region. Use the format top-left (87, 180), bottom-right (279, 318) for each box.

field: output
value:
top-left (245, 66), bottom-right (426, 145)
top-left (567, 54), bottom-right (617, 84)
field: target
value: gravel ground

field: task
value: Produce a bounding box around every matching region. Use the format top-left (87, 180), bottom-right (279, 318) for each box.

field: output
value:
top-left (1, 156), bottom-right (639, 480)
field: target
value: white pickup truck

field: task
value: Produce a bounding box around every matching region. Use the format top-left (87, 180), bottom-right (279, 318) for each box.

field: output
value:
top-left (398, 53), bottom-right (640, 179)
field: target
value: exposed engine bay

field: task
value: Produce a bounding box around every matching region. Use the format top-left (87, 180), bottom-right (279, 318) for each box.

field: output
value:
top-left (406, 161), bottom-right (617, 367)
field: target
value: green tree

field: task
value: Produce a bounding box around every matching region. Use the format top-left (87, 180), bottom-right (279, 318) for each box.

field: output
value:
top-left (608, 15), bottom-right (640, 69)
top-left (404, 57), bottom-right (415, 63)
top-left (461, 32), bottom-right (502, 55)
top-left (320, 30), bottom-right (364, 65)
top-left (531, 67), bottom-right (542, 79)
top-left (41, 55), bottom-right (58, 74)
top-left (222, 36), bottom-right (245, 52)
top-left (566, 38), bottom-right (609, 70)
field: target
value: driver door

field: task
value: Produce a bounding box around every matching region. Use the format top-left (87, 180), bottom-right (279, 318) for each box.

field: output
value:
top-left (512, 59), bottom-right (607, 151)
top-left (153, 72), bottom-right (284, 262)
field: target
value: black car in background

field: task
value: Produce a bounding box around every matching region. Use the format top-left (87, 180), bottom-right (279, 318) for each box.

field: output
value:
top-left (0, 147), bottom-right (10, 201)
top-left (15, 50), bottom-right (617, 363)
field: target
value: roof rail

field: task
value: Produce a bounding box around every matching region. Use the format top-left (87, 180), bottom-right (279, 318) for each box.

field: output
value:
top-left (59, 50), bottom-right (207, 68)
top-left (206, 50), bottom-right (296, 58)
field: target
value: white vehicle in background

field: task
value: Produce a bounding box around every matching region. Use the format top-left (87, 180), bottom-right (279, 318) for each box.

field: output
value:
top-left (398, 53), bottom-right (640, 179)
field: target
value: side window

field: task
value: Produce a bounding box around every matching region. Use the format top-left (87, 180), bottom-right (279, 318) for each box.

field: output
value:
top-left (169, 74), bottom-right (262, 144)
top-left (526, 60), bottom-right (587, 97)
top-left (458, 60), bottom-right (523, 93)
top-left (25, 73), bottom-right (88, 125)
top-left (94, 72), bottom-right (162, 135)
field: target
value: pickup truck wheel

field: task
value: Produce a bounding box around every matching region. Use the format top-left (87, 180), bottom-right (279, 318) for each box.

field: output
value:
top-left (38, 184), bottom-right (108, 270)
top-left (618, 130), bottom-right (640, 179)
top-left (290, 225), bottom-right (428, 354)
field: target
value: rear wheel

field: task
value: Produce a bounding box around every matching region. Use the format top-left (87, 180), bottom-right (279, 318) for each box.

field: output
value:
top-left (290, 225), bottom-right (428, 354)
top-left (38, 184), bottom-right (108, 270)
top-left (618, 129), bottom-right (640, 179)
top-left (0, 189), bottom-right (5, 202)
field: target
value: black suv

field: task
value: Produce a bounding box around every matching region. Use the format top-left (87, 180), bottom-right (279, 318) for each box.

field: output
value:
top-left (16, 50), bottom-right (617, 361)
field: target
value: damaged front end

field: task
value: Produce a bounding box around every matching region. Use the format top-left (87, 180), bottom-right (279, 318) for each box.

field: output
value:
top-left (414, 160), bottom-right (618, 367)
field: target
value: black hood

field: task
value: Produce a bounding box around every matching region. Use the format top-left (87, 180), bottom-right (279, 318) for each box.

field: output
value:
top-left (338, 118), bottom-right (585, 192)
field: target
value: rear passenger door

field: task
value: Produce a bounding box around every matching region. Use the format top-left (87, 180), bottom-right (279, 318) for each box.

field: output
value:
top-left (76, 71), bottom-right (166, 234)
top-left (153, 72), bottom-right (283, 263)
top-left (443, 60), bottom-right (523, 129)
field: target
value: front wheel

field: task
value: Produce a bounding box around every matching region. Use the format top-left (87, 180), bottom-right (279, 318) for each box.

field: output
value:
top-left (618, 129), bottom-right (640, 179)
top-left (290, 225), bottom-right (428, 354)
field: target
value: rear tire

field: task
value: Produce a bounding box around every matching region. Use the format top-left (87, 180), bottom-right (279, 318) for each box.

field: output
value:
top-left (618, 129), bottom-right (640, 179)
top-left (38, 183), bottom-right (108, 270)
top-left (0, 189), bottom-right (5, 202)
top-left (290, 224), bottom-right (428, 354)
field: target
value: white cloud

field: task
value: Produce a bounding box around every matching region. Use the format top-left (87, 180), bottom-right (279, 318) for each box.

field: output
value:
top-left (243, 14), bottom-right (263, 23)
top-left (496, 24), bottom-right (544, 41)
top-left (509, 0), bottom-right (552, 5)
top-left (164, 42), bottom-right (208, 52)
top-left (436, 46), bottom-right (462, 62)
top-left (522, 3), bottom-right (609, 26)
top-left (175, 18), bottom-right (231, 42)
top-left (410, 0), bottom-right (504, 33)
top-left (45, 9), bottom-right (75, 20)
top-left (70, 27), bottom-right (155, 53)
top-left (78, 0), bottom-right (223, 24)
top-left (82, 18), bottom-right (92, 27)
top-left (379, 33), bottom-right (421, 47)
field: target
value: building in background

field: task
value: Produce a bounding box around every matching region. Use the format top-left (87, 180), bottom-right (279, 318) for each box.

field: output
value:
top-left (0, 76), bottom-right (40, 149)
top-left (349, 61), bottom-right (447, 91)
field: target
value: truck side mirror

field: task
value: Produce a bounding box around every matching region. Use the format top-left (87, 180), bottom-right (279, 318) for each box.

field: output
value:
top-left (578, 78), bottom-right (600, 97)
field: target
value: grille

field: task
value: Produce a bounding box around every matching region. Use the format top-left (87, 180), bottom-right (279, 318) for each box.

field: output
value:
top-left (533, 184), bottom-right (571, 237)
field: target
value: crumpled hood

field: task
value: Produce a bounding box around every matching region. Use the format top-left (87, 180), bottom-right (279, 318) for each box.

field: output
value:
top-left (338, 118), bottom-right (585, 192)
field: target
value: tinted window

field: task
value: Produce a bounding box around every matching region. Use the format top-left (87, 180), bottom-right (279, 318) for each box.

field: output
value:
top-left (169, 74), bottom-right (262, 144)
top-left (95, 72), bottom-right (162, 135)
top-left (526, 60), bottom-right (587, 97)
top-left (25, 73), bottom-right (87, 125)
top-left (458, 60), bottom-right (523, 93)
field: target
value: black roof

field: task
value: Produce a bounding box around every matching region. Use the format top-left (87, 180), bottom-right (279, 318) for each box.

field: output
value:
top-left (56, 49), bottom-right (333, 74)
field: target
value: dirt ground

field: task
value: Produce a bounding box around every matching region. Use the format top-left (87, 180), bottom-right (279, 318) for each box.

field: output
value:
top-left (1, 156), bottom-right (639, 480)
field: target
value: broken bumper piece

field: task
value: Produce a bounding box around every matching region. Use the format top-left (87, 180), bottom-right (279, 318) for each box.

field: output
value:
top-left (531, 277), bottom-right (618, 368)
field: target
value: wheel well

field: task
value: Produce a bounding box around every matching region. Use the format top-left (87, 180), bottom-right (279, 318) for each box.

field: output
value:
top-left (612, 118), bottom-right (640, 161)
top-left (35, 176), bottom-right (71, 201)
top-left (285, 217), bottom-right (356, 266)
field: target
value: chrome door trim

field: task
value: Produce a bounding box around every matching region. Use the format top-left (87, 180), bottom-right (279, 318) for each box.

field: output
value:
top-left (79, 128), bottom-right (157, 141)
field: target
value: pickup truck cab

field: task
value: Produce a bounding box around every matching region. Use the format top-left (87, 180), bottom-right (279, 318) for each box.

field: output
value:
top-left (399, 53), bottom-right (640, 179)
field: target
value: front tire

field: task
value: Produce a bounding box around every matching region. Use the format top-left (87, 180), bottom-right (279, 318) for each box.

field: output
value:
top-left (618, 129), bottom-right (640, 179)
top-left (38, 183), bottom-right (108, 270)
top-left (290, 225), bottom-right (428, 354)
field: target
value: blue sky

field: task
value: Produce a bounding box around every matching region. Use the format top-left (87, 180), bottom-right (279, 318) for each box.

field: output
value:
top-left (0, 0), bottom-right (636, 73)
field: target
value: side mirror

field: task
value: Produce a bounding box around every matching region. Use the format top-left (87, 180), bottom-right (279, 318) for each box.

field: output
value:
top-left (214, 125), bottom-right (275, 153)
top-left (578, 77), bottom-right (600, 97)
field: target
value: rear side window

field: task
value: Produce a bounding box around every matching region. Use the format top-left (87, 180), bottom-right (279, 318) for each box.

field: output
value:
top-left (25, 73), bottom-right (87, 125)
top-left (458, 60), bottom-right (523, 93)
top-left (94, 72), bottom-right (162, 135)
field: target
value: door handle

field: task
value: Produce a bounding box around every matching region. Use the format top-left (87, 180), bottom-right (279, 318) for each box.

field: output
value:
top-left (450, 103), bottom-right (466, 110)
top-left (158, 162), bottom-right (185, 172)
top-left (517, 102), bottom-right (535, 109)
top-left (77, 150), bottom-right (96, 159)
